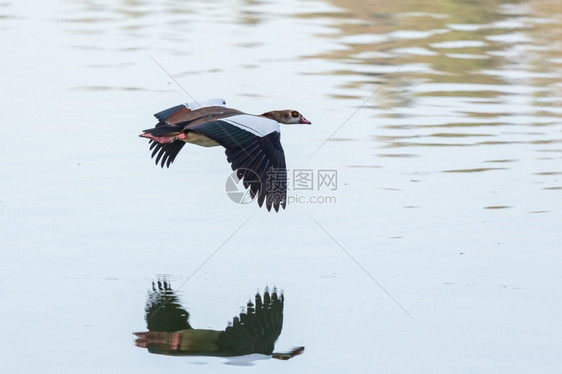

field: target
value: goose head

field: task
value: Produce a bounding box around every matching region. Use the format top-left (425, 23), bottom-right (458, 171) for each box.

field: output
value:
top-left (262, 110), bottom-right (311, 125)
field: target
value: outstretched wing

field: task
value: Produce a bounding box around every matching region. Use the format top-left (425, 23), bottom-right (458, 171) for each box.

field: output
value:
top-left (153, 98), bottom-right (227, 123)
top-left (217, 287), bottom-right (284, 356)
top-left (191, 116), bottom-right (287, 211)
top-left (144, 280), bottom-right (191, 332)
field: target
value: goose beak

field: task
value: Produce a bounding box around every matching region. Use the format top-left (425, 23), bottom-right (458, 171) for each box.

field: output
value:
top-left (299, 116), bottom-right (311, 124)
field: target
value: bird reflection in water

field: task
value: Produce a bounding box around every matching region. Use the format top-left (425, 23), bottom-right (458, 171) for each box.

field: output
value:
top-left (134, 280), bottom-right (304, 361)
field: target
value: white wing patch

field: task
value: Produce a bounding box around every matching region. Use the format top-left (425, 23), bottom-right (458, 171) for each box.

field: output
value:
top-left (183, 98), bottom-right (226, 110)
top-left (222, 114), bottom-right (280, 137)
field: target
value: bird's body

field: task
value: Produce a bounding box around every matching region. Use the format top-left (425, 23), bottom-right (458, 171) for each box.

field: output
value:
top-left (139, 99), bottom-right (310, 211)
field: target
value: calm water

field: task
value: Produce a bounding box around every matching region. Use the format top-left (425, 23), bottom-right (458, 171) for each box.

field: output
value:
top-left (1, 0), bottom-right (561, 372)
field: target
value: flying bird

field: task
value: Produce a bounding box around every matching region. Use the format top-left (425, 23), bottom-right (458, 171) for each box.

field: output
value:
top-left (134, 280), bottom-right (304, 360)
top-left (139, 99), bottom-right (311, 212)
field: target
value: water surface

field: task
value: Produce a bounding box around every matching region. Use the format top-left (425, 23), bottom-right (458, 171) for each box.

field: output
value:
top-left (0, 0), bottom-right (561, 372)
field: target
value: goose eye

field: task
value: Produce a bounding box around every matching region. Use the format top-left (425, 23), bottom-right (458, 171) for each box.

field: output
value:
top-left (291, 111), bottom-right (299, 118)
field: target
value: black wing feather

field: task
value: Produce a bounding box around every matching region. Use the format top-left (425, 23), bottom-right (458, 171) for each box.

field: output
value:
top-left (192, 121), bottom-right (287, 212)
top-left (149, 140), bottom-right (186, 168)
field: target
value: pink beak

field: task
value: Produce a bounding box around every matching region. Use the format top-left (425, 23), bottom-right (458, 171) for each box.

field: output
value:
top-left (299, 116), bottom-right (311, 124)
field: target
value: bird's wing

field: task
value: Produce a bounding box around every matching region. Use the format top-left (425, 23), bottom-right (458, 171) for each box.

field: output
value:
top-left (191, 115), bottom-right (287, 211)
top-left (144, 280), bottom-right (192, 332)
top-left (153, 98), bottom-right (226, 123)
top-left (217, 288), bottom-right (284, 356)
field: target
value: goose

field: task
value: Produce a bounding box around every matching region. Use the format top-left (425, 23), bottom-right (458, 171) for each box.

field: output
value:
top-left (134, 280), bottom-right (304, 360)
top-left (139, 99), bottom-right (311, 212)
